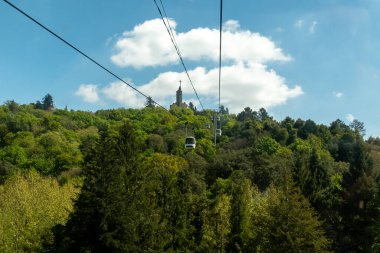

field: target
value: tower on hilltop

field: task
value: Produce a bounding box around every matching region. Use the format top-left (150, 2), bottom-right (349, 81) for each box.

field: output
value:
top-left (171, 80), bottom-right (188, 109)
top-left (176, 80), bottom-right (183, 106)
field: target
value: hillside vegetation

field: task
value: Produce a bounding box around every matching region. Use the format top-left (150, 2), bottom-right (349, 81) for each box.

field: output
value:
top-left (1, 99), bottom-right (380, 252)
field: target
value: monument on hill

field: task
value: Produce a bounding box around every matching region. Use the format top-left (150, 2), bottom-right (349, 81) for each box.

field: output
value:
top-left (170, 81), bottom-right (188, 109)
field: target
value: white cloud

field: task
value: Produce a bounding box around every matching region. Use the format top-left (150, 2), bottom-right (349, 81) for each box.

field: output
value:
top-left (111, 19), bottom-right (291, 68)
top-left (75, 84), bottom-right (100, 103)
top-left (101, 81), bottom-right (145, 108)
top-left (294, 19), bottom-right (304, 28)
top-left (79, 63), bottom-right (303, 113)
top-left (223, 20), bottom-right (240, 32)
top-left (76, 18), bottom-right (303, 112)
top-left (309, 21), bottom-right (318, 33)
top-left (75, 82), bottom-right (145, 108)
top-left (334, 91), bottom-right (343, 98)
top-left (346, 114), bottom-right (355, 123)
top-left (111, 19), bottom-right (179, 68)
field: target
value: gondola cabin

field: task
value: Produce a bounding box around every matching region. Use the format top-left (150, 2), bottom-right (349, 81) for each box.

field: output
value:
top-left (185, 136), bottom-right (196, 149)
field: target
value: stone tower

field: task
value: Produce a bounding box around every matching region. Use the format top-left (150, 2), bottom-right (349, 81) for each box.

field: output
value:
top-left (176, 81), bottom-right (183, 106)
top-left (170, 80), bottom-right (188, 109)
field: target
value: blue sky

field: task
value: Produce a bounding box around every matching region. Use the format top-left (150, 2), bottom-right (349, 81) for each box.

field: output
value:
top-left (1, 0), bottom-right (380, 137)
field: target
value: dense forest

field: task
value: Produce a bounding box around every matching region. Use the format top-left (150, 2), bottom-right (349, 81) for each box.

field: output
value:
top-left (1, 95), bottom-right (380, 253)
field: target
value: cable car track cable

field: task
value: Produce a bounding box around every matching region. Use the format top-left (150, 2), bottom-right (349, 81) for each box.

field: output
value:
top-left (1, 0), bottom-right (167, 111)
top-left (152, 0), bottom-right (205, 111)
top-left (158, 0), bottom-right (180, 56)
top-left (218, 0), bottom-right (223, 113)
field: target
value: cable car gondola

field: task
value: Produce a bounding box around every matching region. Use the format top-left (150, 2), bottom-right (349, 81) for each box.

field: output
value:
top-left (216, 116), bottom-right (222, 137)
top-left (185, 136), bottom-right (196, 149)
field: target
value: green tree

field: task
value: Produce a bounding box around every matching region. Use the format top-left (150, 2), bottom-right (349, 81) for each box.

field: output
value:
top-left (5, 100), bottom-right (18, 113)
top-left (34, 100), bottom-right (43, 110)
top-left (189, 102), bottom-right (196, 112)
top-left (329, 119), bottom-right (349, 136)
top-left (145, 96), bottom-right (155, 108)
top-left (298, 119), bottom-right (318, 139)
top-left (250, 181), bottom-right (331, 253)
top-left (56, 121), bottom-right (143, 252)
top-left (42, 94), bottom-right (54, 111)
top-left (258, 108), bottom-right (270, 121)
top-left (350, 119), bottom-right (366, 136)
top-left (201, 193), bottom-right (232, 253)
top-left (255, 136), bottom-right (281, 155)
top-left (0, 171), bottom-right (79, 253)
top-left (237, 107), bottom-right (254, 121)
top-left (226, 172), bottom-right (257, 253)
top-left (0, 159), bottom-right (18, 184)
top-left (335, 136), bottom-right (376, 252)
top-left (140, 153), bottom-right (190, 251)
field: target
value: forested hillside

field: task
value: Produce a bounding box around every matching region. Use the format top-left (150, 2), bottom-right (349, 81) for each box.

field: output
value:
top-left (1, 98), bottom-right (380, 252)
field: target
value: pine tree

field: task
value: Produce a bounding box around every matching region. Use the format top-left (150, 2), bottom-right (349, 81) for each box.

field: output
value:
top-left (5, 100), bottom-right (18, 112)
top-left (335, 135), bottom-right (376, 252)
top-left (55, 121), bottom-right (142, 252)
top-left (227, 173), bottom-right (256, 253)
top-left (189, 102), bottom-right (196, 112)
top-left (42, 94), bottom-right (54, 110)
top-left (145, 96), bottom-right (155, 108)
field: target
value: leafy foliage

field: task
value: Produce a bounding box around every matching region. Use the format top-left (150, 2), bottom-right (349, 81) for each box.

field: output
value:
top-left (0, 101), bottom-right (379, 252)
top-left (0, 170), bottom-right (79, 252)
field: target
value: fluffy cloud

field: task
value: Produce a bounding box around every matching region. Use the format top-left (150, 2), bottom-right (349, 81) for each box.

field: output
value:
top-left (346, 114), bottom-right (355, 122)
top-left (75, 82), bottom-right (146, 107)
top-left (111, 19), bottom-right (291, 68)
top-left (75, 84), bottom-right (100, 103)
top-left (334, 91), bottom-right (343, 98)
top-left (223, 20), bottom-right (240, 32)
top-left (111, 19), bottom-right (179, 68)
top-left (79, 63), bottom-right (302, 113)
top-left (102, 81), bottom-right (145, 108)
top-left (140, 64), bottom-right (302, 113)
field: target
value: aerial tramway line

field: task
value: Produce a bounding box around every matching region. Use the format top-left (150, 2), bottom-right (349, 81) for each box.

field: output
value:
top-left (2, 0), bottom-right (224, 149)
top-left (153, 0), bottom-right (224, 148)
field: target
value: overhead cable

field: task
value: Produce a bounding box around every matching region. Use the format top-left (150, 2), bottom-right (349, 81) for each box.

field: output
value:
top-left (152, 0), bottom-right (205, 111)
top-left (218, 0), bottom-right (223, 113)
top-left (158, 0), bottom-right (180, 55)
top-left (1, 0), bottom-right (167, 110)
